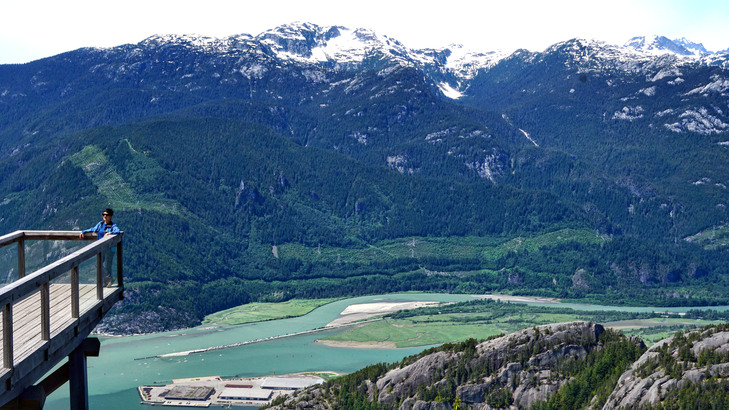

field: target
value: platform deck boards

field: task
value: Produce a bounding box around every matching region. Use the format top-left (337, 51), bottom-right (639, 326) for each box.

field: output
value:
top-left (0, 284), bottom-right (117, 374)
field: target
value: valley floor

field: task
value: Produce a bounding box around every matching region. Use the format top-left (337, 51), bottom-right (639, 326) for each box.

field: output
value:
top-left (315, 294), bottom-right (725, 348)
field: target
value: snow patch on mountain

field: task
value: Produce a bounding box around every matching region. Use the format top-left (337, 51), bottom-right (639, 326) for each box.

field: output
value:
top-left (111, 25), bottom-right (729, 106)
top-left (255, 23), bottom-right (509, 83)
top-left (519, 128), bottom-right (538, 147)
top-left (625, 35), bottom-right (695, 56)
top-left (540, 36), bottom-right (727, 81)
top-left (548, 38), bottom-right (679, 75)
top-left (673, 37), bottom-right (710, 55)
top-left (438, 82), bottom-right (463, 99)
top-left (443, 44), bottom-right (508, 78)
top-left (259, 24), bottom-right (417, 67)
top-left (701, 53), bottom-right (729, 68)
top-left (261, 24), bottom-right (407, 66)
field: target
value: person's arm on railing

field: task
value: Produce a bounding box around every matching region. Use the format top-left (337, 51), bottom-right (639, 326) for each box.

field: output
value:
top-left (79, 222), bottom-right (102, 239)
top-left (104, 223), bottom-right (121, 237)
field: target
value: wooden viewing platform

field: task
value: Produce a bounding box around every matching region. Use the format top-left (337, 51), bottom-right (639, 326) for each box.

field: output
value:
top-left (0, 230), bottom-right (124, 409)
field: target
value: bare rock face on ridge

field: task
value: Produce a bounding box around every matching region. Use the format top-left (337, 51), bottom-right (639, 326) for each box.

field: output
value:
top-left (604, 324), bottom-right (729, 409)
top-left (376, 321), bottom-right (604, 409)
top-left (268, 321), bottom-right (609, 409)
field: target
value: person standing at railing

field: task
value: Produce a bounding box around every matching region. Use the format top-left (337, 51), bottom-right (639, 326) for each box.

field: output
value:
top-left (79, 208), bottom-right (120, 285)
top-left (79, 209), bottom-right (120, 239)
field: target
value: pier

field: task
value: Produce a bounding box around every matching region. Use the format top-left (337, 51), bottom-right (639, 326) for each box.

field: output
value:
top-left (139, 373), bottom-right (325, 408)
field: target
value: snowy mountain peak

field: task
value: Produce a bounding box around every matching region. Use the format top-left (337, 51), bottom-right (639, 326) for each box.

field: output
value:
top-left (116, 25), bottom-right (729, 95)
top-left (441, 44), bottom-right (509, 77)
top-left (254, 22), bottom-right (506, 81)
top-left (138, 33), bottom-right (259, 54)
top-left (673, 37), bottom-right (709, 54)
top-left (257, 22), bottom-right (402, 65)
top-left (624, 35), bottom-right (697, 56)
top-left (140, 34), bottom-right (215, 48)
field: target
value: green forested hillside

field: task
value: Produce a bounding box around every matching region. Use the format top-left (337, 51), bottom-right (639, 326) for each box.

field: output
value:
top-left (1, 114), bottom-right (585, 330)
top-left (3, 111), bottom-right (728, 332)
top-left (463, 43), bottom-right (729, 242)
top-left (1, 34), bottom-right (729, 332)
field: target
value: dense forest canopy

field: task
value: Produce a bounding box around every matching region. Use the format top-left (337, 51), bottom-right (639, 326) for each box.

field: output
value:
top-left (1, 27), bottom-right (728, 332)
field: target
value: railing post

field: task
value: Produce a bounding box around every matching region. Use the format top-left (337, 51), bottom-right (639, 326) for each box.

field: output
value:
top-left (71, 267), bottom-right (79, 319)
top-left (96, 254), bottom-right (103, 301)
top-left (116, 241), bottom-right (123, 289)
top-left (2, 303), bottom-right (12, 370)
top-left (41, 283), bottom-right (50, 341)
top-left (17, 238), bottom-right (25, 279)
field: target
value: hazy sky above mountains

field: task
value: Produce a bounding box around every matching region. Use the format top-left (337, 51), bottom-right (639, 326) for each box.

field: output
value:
top-left (1, 0), bottom-right (727, 64)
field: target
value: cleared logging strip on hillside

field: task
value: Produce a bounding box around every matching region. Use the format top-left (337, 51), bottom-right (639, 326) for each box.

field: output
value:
top-left (0, 231), bottom-right (123, 399)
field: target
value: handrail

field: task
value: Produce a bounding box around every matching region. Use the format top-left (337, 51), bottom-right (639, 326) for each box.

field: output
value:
top-left (0, 231), bottom-right (24, 248)
top-left (0, 230), bottom-right (97, 247)
top-left (0, 230), bottom-right (124, 370)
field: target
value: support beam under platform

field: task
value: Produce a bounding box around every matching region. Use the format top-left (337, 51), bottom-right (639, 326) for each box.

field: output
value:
top-left (0, 338), bottom-right (101, 410)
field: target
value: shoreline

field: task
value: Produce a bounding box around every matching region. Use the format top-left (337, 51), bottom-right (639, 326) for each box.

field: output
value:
top-left (315, 339), bottom-right (398, 349)
top-left (96, 293), bottom-right (562, 338)
top-left (98, 292), bottom-right (724, 340)
top-left (471, 294), bottom-right (561, 304)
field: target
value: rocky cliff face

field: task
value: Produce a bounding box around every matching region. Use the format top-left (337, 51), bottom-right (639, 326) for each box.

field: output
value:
top-left (389, 322), bottom-right (604, 409)
top-left (604, 324), bottom-right (729, 409)
top-left (260, 322), bottom-right (729, 409)
top-left (268, 321), bottom-right (610, 409)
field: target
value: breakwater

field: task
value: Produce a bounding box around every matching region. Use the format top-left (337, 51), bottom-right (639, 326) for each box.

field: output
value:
top-left (134, 319), bottom-right (378, 360)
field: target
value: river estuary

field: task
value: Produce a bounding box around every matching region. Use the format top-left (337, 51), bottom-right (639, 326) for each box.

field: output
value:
top-left (43, 293), bottom-right (729, 409)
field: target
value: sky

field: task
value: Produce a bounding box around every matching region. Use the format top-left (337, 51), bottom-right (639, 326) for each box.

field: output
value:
top-left (1, 0), bottom-right (728, 64)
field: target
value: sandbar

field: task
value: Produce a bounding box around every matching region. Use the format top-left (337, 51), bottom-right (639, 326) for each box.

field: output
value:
top-left (326, 301), bottom-right (441, 327)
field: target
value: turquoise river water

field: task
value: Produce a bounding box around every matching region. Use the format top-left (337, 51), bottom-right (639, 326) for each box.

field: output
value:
top-left (43, 293), bottom-right (729, 409)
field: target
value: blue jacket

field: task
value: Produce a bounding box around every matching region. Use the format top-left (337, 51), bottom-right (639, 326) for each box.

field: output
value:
top-left (82, 221), bottom-right (120, 240)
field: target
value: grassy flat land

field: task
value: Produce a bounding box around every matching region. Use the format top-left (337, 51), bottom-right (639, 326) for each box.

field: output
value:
top-left (321, 311), bottom-right (582, 348)
top-left (319, 300), bottom-right (724, 348)
top-left (202, 298), bottom-right (341, 325)
top-left (322, 317), bottom-right (503, 348)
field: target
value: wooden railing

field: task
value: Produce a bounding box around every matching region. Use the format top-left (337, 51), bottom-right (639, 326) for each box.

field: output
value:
top-left (0, 230), bottom-right (124, 407)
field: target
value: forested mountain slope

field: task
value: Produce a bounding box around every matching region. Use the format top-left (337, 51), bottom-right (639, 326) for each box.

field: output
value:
top-left (1, 24), bottom-right (728, 332)
top-left (267, 322), bottom-right (729, 409)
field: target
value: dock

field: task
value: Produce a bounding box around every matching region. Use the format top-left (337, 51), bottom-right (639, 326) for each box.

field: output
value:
top-left (139, 374), bottom-right (325, 407)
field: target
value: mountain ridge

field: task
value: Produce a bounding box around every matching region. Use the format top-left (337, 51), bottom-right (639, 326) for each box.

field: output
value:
top-left (1, 21), bottom-right (729, 333)
top-left (14, 23), bottom-right (725, 99)
top-left (266, 321), bottom-right (729, 409)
